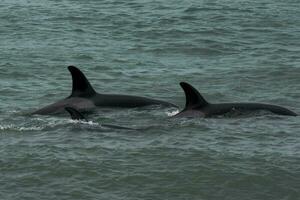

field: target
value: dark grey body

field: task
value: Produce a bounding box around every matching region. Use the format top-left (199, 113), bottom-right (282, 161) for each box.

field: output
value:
top-left (175, 102), bottom-right (297, 117)
top-left (175, 82), bottom-right (297, 118)
top-left (32, 66), bottom-right (176, 115)
top-left (32, 94), bottom-right (173, 115)
top-left (32, 97), bottom-right (96, 115)
top-left (91, 93), bottom-right (173, 108)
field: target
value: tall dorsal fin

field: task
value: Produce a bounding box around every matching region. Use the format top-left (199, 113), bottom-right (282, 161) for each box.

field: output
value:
top-left (68, 66), bottom-right (96, 97)
top-left (180, 82), bottom-right (209, 109)
top-left (65, 107), bottom-right (87, 121)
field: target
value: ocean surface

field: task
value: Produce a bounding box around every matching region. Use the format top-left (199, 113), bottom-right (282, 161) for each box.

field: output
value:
top-left (0, 0), bottom-right (299, 199)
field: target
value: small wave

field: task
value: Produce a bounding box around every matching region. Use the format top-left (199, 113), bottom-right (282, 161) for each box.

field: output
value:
top-left (0, 124), bottom-right (43, 131)
top-left (74, 54), bottom-right (94, 60)
top-left (73, 28), bottom-right (85, 33)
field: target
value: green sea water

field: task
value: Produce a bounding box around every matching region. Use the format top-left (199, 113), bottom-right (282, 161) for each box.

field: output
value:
top-left (0, 0), bottom-right (299, 199)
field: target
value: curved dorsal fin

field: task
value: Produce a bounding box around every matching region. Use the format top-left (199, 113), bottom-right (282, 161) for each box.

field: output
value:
top-left (180, 82), bottom-right (209, 109)
top-left (68, 66), bottom-right (96, 97)
top-left (65, 107), bottom-right (87, 121)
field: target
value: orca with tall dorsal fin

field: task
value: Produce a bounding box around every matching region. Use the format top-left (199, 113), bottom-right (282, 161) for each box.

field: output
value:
top-left (174, 82), bottom-right (298, 118)
top-left (65, 107), bottom-right (135, 130)
top-left (32, 66), bottom-right (177, 115)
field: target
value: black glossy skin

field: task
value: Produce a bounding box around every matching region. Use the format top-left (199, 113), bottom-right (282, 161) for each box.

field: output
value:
top-left (175, 82), bottom-right (298, 118)
top-left (91, 93), bottom-right (174, 107)
top-left (32, 94), bottom-right (175, 115)
top-left (32, 66), bottom-right (177, 115)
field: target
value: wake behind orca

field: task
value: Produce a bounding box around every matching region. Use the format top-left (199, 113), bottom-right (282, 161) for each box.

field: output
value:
top-left (174, 82), bottom-right (298, 118)
top-left (32, 66), bottom-right (177, 115)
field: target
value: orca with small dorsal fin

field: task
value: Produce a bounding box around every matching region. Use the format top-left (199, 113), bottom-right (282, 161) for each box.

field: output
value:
top-left (32, 66), bottom-right (177, 115)
top-left (65, 107), bottom-right (135, 130)
top-left (174, 82), bottom-right (298, 118)
top-left (65, 107), bottom-right (86, 120)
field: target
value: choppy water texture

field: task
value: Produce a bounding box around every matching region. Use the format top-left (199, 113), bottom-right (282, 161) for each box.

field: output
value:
top-left (1, 0), bottom-right (300, 199)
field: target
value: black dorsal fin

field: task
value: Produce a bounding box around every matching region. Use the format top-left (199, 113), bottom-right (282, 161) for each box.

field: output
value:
top-left (180, 82), bottom-right (209, 109)
top-left (65, 107), bottom-right (87, 121)
top-left (68, 66), bottom-right (96, 97)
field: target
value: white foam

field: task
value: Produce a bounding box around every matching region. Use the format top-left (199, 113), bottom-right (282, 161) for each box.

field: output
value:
top-left (166, 109), bottom-right (180, 117)
top-left (18, 126), bottom-right (43, 131)
top-left (0, 124), bottom-right (43, 131)
top-left (0, 124), bottom-right (13, 130)
top-left (67, 119), bottom-right (99, 126)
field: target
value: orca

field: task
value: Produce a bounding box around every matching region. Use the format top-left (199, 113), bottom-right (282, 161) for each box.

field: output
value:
top-left (65, 107), bottom-right (135, 130)
top-left (174, 82), bottom-right (298, 118)
top-left (32, 66), bottom-right (177, 115)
